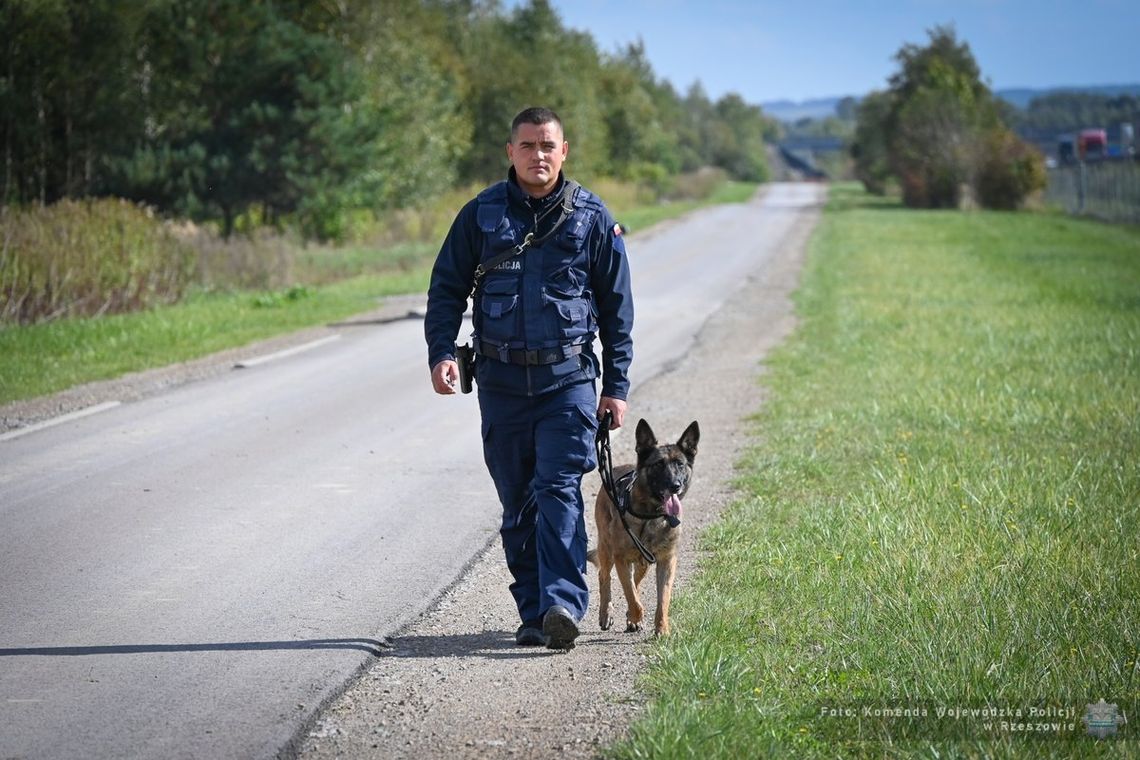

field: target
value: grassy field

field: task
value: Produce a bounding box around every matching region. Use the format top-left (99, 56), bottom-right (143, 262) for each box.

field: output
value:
top-left (612, 186), bottom-right (1139, 758)
top-left (0, 182), bottom-right (758, 405)
top-left (0, 269), bottom-right (431, 404)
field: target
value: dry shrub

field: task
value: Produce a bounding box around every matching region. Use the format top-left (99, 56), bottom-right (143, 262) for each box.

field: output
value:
top-left (974, 128), bottom-right (1048, 210)
top-left (180, 225), bottom-right (298, 292)
top-left (667, 167), bottom-right (729, 201)
top-left (584, 177), bottom-right (657, 215)
top-left (1, 199), bottom-right (195, 324)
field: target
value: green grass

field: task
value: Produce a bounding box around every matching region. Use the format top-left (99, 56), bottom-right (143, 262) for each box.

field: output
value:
top-left (0, 267), bottom-right (430, 404)
top-left (612, 185), bottom-right (1140, 758)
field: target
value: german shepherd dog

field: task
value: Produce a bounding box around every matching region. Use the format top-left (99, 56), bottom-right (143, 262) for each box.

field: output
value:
top-left (588, 419), bottom-right (699, 636)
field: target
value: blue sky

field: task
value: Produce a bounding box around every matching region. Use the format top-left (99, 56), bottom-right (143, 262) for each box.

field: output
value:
top-left (517, 0), bottom-right (1139, 104)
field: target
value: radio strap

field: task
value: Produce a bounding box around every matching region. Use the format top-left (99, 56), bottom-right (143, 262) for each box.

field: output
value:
top-left (471, 181), bottom-right (580, 297)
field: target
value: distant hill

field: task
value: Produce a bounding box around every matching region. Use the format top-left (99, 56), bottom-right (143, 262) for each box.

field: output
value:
top-left (762, 84), bottom-right (1140, 122)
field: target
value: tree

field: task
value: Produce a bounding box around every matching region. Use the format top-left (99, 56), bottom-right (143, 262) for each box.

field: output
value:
top-left (850, 90), bottom-right (893, 195)
top-left (454, 0), bottom-right (609, 184)
top-left (891, 60), bottom-right (986, 207)
top-left (1, 0), bottom-right (145, 205)
top-left (597, 41), bottom-right (681, 184)
top-left (106, 1), bottom-right (377, 238)
top-left (710, 94), bottom-right (770, 182)
top-left (886, 25), bottom-right (999, 207)
top-left (325, 0), bottom-right (472, 220)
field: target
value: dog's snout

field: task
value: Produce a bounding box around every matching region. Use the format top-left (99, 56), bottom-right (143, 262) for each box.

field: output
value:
top-left (671, 476), bottom-right (685, 491)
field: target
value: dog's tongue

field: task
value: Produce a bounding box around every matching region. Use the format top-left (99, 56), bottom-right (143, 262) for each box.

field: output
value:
top-left (663, 494), bottom-right (682, 518)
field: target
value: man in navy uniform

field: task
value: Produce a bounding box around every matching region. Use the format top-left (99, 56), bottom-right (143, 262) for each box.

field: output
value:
top-left (425, 107), bottom-right (633, 650)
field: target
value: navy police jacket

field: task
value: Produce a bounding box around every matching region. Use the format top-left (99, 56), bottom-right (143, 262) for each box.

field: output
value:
top-left (425, 170), bottom-right (633, 399)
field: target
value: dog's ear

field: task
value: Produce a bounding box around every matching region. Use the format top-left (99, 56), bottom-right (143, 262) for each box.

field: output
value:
top-left (677, 421), bottom-right (700, 462)
top-left (635, 419), bottom-right (657, 456)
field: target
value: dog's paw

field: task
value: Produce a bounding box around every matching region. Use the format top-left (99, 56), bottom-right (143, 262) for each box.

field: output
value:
top-left (599, 615), bottom-right (613, 631)
top-left (625, 622), bottom-right (642, 633)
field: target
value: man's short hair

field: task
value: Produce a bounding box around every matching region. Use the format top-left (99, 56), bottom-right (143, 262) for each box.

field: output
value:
top-left (510, 107), bottom-right (563, 142)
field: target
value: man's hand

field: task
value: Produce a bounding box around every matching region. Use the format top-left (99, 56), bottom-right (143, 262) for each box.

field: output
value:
top-left (597, 396), bottom-right (627, 429)
top-left (431, 360), bottom-right (460, 395)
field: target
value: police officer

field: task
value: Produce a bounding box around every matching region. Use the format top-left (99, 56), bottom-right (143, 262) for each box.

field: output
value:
top-left (425, 107), bottom-right (633, 650)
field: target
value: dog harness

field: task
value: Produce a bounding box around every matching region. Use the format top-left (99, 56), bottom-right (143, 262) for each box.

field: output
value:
top-left (595, 412), bottom-right (679, 565)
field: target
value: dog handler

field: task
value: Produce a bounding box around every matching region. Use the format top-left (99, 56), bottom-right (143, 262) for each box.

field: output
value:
top-left (425, 107), bottom-right (633, 650)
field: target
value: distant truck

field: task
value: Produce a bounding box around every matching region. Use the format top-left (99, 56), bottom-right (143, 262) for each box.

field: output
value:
top-left (1077, 128), bottom-right (1108, 159)
top-left (1055, 126), bottom-right (1132, 165)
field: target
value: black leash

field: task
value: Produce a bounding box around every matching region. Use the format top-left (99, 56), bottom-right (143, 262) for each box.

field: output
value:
top-left (595, 411), bottom-right (658, 565)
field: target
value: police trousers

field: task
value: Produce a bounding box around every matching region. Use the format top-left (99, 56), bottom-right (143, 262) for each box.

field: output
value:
top-left (478, 381), bottom-right (599, 625)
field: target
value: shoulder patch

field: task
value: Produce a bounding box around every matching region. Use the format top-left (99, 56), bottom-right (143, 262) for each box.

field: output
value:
top-left (613, 222), bottom-right (623, 237)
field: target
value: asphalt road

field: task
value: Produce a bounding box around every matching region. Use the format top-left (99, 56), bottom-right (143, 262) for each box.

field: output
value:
top-left (0, 182), bottom-right (825, 759)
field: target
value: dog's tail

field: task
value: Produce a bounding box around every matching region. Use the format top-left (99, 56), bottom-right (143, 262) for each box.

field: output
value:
top-left (585, 548), bottom-right (597, 566)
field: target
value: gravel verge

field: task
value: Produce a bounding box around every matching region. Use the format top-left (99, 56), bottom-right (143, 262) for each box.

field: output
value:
top-left (290, 198), bottom-right (820, 759)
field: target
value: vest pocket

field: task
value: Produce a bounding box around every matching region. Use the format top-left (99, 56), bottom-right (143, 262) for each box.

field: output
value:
top-left (544, 265), bottom-right (583, 298)
top-left (479, 278), bottom-right (520, 343)
top-left (553, 298), bottom-right (590, 341)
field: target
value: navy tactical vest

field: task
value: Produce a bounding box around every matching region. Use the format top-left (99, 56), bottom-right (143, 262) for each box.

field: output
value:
top-left (472, 181), bottom-right (602, 353)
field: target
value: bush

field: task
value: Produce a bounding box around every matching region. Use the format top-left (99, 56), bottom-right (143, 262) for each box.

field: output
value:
top-left (184, 225), bottom-right (298, 292)
top-left (667, 167), bottom-right (730, 201)
top-left (974, 128), bottom-right (1048, 210)
top-left (897, 160), bottom-right (968, 209)
top-left (1, 199), bottom-right (196, 324)
top-left (622, 161), bottom-right (673, 198)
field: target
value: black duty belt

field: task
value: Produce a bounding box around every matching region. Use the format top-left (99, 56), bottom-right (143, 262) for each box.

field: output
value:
top-left (472, 339), bottom-right (584, 366)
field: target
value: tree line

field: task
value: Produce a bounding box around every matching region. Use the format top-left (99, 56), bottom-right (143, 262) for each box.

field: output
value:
top-left (1, 0), bottom-right (776, 240)
top-left (1010, 91), bottom-right (1138, 136)
top-left (785, 90), bottom-right (1139, 148)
